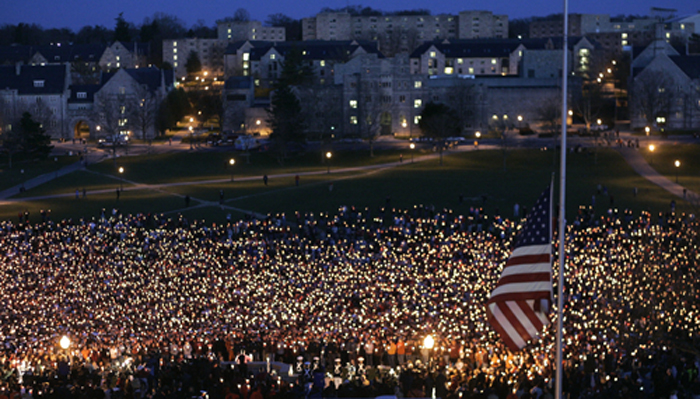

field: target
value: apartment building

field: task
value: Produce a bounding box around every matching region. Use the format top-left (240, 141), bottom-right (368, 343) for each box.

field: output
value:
top-left (302, 10), bottom-right (508, 55)
top-left (217, 21), bottom-right (286, 42)
top-left (163, 39), bottom-right (226, 79)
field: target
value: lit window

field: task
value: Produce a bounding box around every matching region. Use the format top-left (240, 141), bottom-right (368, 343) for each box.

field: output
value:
top-left (468, 67), bottom-right (474, 74)
top-left (270, 54), bottom-right (276, 60)
top-left (445, 67), bottom-right (453, 74)
top-left (349, 100), bottom-right (358, 108)
top-left (174, 62), bottom-right (178, 67)
top-left (457, 58), bottom-right (463, 64)
top-left (173, 41), bottom-right (177, 46)
top-left (320, 60), bottom-right (325, 67)
top-left (243, 53), bottom-right (249, 61)
top-left (491, 59), bottom-right (497, 65)
top-left (77, 92), bottom-right (87, 99)
top-left (173, 55), bottom-right (177, 61)
top-left (414, 99), bottom-right (422, 108)
top-left (429, 51), bottom-right (436, 58)
top-left (414, 115), bottom-right (422, 124)
top-left (350, 116), bottom-right (358, 124)
top-left (173, 49), bottom-right (177, 54)
top-left (414, 81), bottom-right (422, 88)
top-left (33, 80), bottom-right (45, 88)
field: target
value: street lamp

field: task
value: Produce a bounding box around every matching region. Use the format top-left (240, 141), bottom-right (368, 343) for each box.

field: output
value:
top-left (648, 144), bottom-right (655, 165)
top-left (475, 131), bottom-right (481, 149)
top-left (54, 157), bottom-right (58, 178)
top-left (675, 160), bottom-right (680, 183)
top-left (59, 335), bottom-right (70, 350)
top-left (423, 334), bottom-right (434, 371)
top-left (325, 151), bottom-right (332, 174)
top-left (118, 166), bottom-right (124, 191)
top-left (229, 158), bottom-right (235, 182)
top-left (189, 126), bottom-right (194, 149)
top-left (410, 142), bottom-right (415, 163)
top-left (645, 126), bottom-right (650, 136)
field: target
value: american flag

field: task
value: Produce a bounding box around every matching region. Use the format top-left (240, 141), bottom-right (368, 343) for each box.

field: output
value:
top-left (486, 186), bottom-right (553, 351)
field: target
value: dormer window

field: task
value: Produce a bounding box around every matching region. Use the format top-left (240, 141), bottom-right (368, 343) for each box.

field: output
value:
top-left (33, 80), bottom-right (45, 88)
top-left (77, 92), bottom-right (87, 99)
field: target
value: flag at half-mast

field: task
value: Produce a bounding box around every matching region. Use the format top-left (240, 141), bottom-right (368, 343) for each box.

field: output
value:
top-left (486, 186), bottom-right (553, 351)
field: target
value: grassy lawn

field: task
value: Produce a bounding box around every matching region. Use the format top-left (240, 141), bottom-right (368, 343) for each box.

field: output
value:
top-left (0, 153), bottom-right (80, 191)
top-left (638, 142), bottom-right (700, 196)
top-left (0, 145), bottom-right (696, 224)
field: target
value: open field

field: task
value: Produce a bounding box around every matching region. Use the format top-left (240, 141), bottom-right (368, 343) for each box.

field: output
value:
top-left (1, 142), bottom-right (697, 224)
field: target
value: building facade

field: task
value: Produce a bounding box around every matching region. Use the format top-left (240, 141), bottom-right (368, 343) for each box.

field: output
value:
top-left (163, 39), bottom-right (227, 79)
top-left (217, 21), bottom-right (286, 42)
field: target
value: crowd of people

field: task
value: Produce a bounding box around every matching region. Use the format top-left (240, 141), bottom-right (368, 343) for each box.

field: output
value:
top-left (0, 204), bottom-right (698, 399)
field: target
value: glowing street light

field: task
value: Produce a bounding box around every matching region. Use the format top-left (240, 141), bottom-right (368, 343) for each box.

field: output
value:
top-left (325, 151), bottom-right (332, 174)
top-left (409, 142), bottom-right (415, 163)
top-left (645, 126), bottom-right (650, 136)
top-left (118, 166), bottom-right (124, 191)
top-left (423, 334), bottom-right (435, 370)
top-left (59, 335), bottom-right (70, 350)
top-left (674, 160), bottom-right (680, 183)
top-left (229, 158), bottom-right (236, 182)
top-left (648, 144), bottom-right (655, 166)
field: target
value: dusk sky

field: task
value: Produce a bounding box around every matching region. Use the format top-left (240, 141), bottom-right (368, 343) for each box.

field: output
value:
top-left (2, 0), bottom-right (698, 31)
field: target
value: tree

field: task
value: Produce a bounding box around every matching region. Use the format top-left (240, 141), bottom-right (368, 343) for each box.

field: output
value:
top-left (265, 14), bottom-right (302, 41)
top-left (156, 88), bottom-right (190, 135)
top-left (632, 71), bottom-right (674, 130)
top-left (185, 51), bottom-right (202, 75)
top-left (20, 112), bottom-right (53, 159)
top-left (537, 94), bottom-right (563, 166)
top-left (75, 25), bottom-right (112, 45)
top-left (267, 84), bottom-right (304, 165)
top-left (139, 13), bottom-right (188, 67)
top-left (447, 79), bottom-right (479, 135)
top-left (418, 102), bottom-right (460, 165)
top-left (114, 12), bottom-right (132, 42)
top-left (129, 83), bottom-right (158, 140)
top-left (573, 81), bottom-right (604, 133)
top-left (297, 85), bottom-right (342, 141)
top-left (92, 93), bottom-right (125, 163)
top-left (0, 100), bottom-right (22, 168)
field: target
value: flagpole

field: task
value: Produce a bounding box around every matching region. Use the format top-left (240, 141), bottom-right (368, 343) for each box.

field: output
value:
top-left (555, 1), bottom-right (568, 399)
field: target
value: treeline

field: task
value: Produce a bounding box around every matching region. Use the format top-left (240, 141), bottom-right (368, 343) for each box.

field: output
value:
top-left (319, 6), bottom-right (432, 16)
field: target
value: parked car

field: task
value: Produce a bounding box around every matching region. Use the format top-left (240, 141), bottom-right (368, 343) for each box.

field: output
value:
top-left (97, 134), bottom-right (129, 148)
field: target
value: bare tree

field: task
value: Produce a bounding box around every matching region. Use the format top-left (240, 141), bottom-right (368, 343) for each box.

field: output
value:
top-left (489, 115), bottom-right (515, 171)
top-left (297, 85), bottom-right (343, 141)
top-left (129, 83), bottom-right (158, 141)
top-left (632, 71), bottom-right (674, 130)
top-left (573, 81), bottom-right (604, 133)
top-left (92, 92), bottom-right (126, 163)
top-left (537, 94), bottom-right (563, 166)
top-left (447, 79), bottom-right (479, 135)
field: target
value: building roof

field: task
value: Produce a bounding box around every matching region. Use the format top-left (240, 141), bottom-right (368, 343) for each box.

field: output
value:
top-left (226, 40), bottom-right (383, 60)
top-left (113, 42), bottom-right (151, 57)
top-left (0, 64), bottom-right (66, 95)
top-left (100, 67), bottom-right (173, 92)
top-left (410, 39), bottom-right (529, 58)
top-left (32, 44), bottom-right (106, 63)
top-left (0, 45), bottom-right (36, 65)
top-left (67, 84), bottom-right (100, 103)
top-left (669, 55), bottom-right (700, 79)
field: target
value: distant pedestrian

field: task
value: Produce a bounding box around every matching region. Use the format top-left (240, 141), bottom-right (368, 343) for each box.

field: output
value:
top-left (219, 190), bottom-right (224, 205)
top-left (633, 187), bottom-right (638, 197)
top-left (185, 195), bottom-right (191, 207)
top-left (400, 154), bottom-right (403, 163)
top-left (263, 175), bottom-right (268, 186)
top-left (329, 183), bottom-right (334, 192)
top-left (116, 188), bottom-right (120, 200)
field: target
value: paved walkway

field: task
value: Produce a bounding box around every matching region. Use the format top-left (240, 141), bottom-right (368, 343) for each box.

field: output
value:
top-left (0, 140), bottom-right (695, 208)
top-left (616, 147), bottom-right (697, 200)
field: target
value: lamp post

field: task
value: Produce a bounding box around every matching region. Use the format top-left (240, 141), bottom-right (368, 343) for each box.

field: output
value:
top-left (674, 160), bottom-right (680, 183)
top-left (475, 131), bottom-right (481, 149)
top-left (410, 142), bottom-right (415, 163)
top-left (648, 144), bottom-right (655, 166)
top-left (118, 166), bottom-right (124, 191)
top-left (645, 126), bottom-right (650, 136)
top-left (325, 151), bottom-right (332, 174)
top-left (54, 157), bottom-right (58, 178)
top-left (423, 334), bottom-right (434, 372)
top-left (229, 158), bottom-right (235, 182)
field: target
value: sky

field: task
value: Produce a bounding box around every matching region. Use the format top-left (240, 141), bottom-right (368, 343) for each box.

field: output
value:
top-left (2, 0), bottom-right (698, 31)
